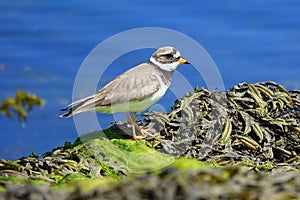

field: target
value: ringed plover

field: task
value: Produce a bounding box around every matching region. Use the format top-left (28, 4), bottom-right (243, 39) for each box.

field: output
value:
top-left (60, 46), bottom-right (190, 139)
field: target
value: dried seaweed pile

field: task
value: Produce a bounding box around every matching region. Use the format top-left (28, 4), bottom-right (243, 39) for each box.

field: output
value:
top-left (0, 142), bottom-right (129, 190)
top-left (143, 81), bottom-right (300, 166)
top-left (1, 81), bottom-right (299, 199)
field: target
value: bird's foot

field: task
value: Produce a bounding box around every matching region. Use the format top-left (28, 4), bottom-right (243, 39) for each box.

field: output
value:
top-left (132, 127), bottom-right (153, 140)
top-left (131, 135), bottom-right (146, 140)
top-left (139, 128), bottom-right (149, 137)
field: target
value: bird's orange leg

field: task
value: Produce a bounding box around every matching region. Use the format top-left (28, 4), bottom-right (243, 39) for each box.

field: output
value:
top-left (126, 112), bottom-right (146, 140)
top-left (131, 112), bottom-right (148, 137)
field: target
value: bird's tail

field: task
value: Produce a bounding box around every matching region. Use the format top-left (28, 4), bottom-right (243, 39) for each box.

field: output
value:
top-left (59, 108), bottom-right (75, 118)
top-left (59, 96), bottom-right (94, 118)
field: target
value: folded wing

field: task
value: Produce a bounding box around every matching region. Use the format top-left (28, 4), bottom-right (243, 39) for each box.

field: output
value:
top-left (60, 63), bottom-right (163, 118)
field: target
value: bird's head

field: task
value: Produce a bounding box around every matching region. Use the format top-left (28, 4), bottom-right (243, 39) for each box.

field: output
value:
top-left (150, 46), bottom-right (190, 71)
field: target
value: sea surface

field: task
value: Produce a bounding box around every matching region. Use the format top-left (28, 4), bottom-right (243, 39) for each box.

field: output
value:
top-left (0, 0), bottom-right (299, 160)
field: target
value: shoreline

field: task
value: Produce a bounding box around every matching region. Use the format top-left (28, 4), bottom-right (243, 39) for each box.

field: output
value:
top-left (1, 81), bottom-right (299, 199)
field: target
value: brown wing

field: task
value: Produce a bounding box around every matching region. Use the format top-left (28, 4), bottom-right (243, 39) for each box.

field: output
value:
top-left (60, 63), bottom-right (163, 117)
top-left (94, 64), bottom-right (161, 105)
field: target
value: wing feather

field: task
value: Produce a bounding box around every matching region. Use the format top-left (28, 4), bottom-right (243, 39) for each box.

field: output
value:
top-left (60, 63), bottom-right (166, 117)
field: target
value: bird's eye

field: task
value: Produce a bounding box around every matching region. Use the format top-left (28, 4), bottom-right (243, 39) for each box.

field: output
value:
top-left (164, 54), bottom-right (173, 58)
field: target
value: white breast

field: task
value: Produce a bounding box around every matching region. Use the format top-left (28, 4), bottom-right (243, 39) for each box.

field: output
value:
top-left (94, 86), bottom-right (168, 114)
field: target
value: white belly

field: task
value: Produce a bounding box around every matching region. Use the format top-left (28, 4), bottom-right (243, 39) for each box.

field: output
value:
top-left (94, 86), bottom-right (168, 114)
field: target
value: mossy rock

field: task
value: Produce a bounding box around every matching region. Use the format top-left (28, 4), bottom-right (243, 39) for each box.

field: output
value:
top-left (81, 138), bottom-right (175, 173)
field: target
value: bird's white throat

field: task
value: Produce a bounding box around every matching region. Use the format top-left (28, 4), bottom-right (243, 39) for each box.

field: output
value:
top-left (150, 57), bottom-right (179, 72)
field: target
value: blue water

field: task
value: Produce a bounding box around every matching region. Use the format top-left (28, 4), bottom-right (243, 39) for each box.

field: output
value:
top-left (0, 0), bottom-right (299, 160)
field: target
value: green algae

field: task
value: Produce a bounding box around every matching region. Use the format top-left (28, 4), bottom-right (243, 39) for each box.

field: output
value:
top-left (50, 139), bottom-right (121, 180)
top-left (97, 162), bottom-right (120, 179)
top-left (47, 174), bottom-right (65, 183)
top-left (84, 138), bottom-right (175, 173)
top-left (0, 176), bottom-right (46, 185)
top-left (240, 161), bottom-right (277, 171)
top-left (170, 158), bottom-right (218, 172)
top-left (73, 128), bottom-right (130, 147)
top-left (73, 131), bottom-right (104, 147)
top-left (111, 139), bottom-right (152, 153)
top-left (53, 173), bottom-right (87, 188)
top-left (0, 159), bottom-right (31, 175)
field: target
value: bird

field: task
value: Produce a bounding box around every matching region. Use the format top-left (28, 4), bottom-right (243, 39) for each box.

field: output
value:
top-left (60, 46), bottom-right (190, 139)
